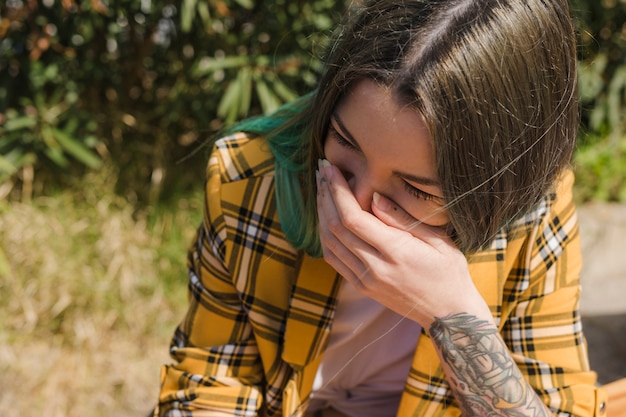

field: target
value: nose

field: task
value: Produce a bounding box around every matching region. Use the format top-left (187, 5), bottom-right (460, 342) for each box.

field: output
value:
top-left (344, 169), bottom-right (376, 212)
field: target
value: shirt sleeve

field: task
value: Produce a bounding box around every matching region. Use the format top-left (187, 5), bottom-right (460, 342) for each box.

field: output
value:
top-left (500, 171), bottom-right (606, 416)
top-left (154, 149), bottom-right (266, 417)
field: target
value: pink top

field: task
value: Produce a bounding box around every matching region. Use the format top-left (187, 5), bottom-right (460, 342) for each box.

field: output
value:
top-left (307, 280), bottom-right (422, 417)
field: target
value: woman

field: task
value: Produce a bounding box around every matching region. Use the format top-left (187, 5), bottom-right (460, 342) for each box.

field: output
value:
top-left (154, 0), bottom-right (606, 416)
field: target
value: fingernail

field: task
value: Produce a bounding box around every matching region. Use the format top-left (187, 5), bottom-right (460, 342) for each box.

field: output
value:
top-left (319, 159), bottom-right (332, 179)
top-left (372, 192), bottom-right (391, 212)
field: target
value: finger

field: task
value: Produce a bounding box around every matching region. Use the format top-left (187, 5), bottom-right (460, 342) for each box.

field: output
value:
top-left (371, 192), bottom-right (452, 249)
top-left (318, 214), bottom-right (371, 290)
top-left (371, 192), bottom-right (423, 233)
top-left (320, 161), bottom-right (430, 254)
top-left (319, 160), bottom-right (383, 246)
top-left (318, 160), bottom-right (380, 259)
top-left (317, 169), bottom-right (371, 284)
top-left (317, 187), bottom-right (359, 266)
top-left (320, 240), bottom-right (367, 291)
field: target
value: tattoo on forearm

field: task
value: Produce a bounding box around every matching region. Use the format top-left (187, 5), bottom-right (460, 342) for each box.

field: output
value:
top-left (429, 313), bottom-right (548, 416)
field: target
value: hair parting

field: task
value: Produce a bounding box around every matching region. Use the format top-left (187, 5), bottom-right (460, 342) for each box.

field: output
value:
top-left (228, 0), bottom-right (579, 255)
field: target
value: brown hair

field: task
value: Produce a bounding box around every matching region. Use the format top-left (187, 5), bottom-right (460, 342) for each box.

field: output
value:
top-left (302, 0), bottom-right (579, 253)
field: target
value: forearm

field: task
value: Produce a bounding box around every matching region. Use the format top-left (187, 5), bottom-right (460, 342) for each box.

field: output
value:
top-left (429, 312), bottom-right (551, 416)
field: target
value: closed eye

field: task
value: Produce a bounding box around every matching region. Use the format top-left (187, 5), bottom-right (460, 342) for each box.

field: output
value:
top-left (402, 181), bottom-right (438, 202)
top-left (329, 124), bottom-right (358, 150)
top-left (329, 117), bottom-right (444, 205)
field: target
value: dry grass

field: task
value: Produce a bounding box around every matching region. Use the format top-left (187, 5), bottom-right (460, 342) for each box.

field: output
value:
top-left (0, 172), bottom-right (200, 417)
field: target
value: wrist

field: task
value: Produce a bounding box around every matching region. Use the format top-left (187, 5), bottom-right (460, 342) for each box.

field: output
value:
top-left (423, 287), bottom-right (494, 333)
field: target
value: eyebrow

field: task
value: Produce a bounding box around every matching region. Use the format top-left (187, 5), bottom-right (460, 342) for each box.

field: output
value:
top-left (331, 112), bottom-right (442, 188)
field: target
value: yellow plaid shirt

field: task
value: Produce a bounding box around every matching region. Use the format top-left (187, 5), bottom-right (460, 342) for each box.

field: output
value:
top-left (155, 133), bottom-right (607, 417)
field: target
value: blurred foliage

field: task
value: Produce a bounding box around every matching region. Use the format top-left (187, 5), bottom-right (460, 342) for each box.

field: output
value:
top-left (0, 0), bottom-right (625, 203)
top-left (0, 0), bottom-right (344, 203)
top-left (574, 133), bottom-right (626, 202)
top-left (573, 0), bottom-right (626, 138)
top-left (572, 0), bottom-right (626, 201)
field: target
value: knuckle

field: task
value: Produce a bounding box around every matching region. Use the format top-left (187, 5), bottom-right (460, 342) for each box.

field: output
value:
top-left (325, 237), bottom-right (341, 254)
top-left (342, 216), bottom-right (360, 231)
top-left (321, 248), bottom-right (332, 263)
top-left (326, 216), bottom-right (344, 234)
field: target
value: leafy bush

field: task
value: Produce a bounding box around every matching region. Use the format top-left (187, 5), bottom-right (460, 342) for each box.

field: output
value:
top-left (0, 0), bottom-right (344, 202)
top-left (1, 0), bottom-right (626, 202)
top-left (573, 0), bottom-right (626, 138)
top-left (571, 0), bottom-right (626, 201)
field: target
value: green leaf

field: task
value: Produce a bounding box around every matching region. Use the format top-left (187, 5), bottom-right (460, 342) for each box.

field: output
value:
top-left (0, 151), bottom-right (37, 178)
top-left (0, 154), bottom-right (18, 175)
top-left (238, 67), bottom-right (253, 117)
top-left (181, 0), bottom-right (197, 33)
top-left (44, 146), bottom-right (69, 168)
top-left (196, 2), bottom-right (211, 29)
top-left (51, 128), bottom-right (102, 169)
top-left (217, 79), bottom-right (243, 125)
top-left (64, 116), bottom-right (80, 135)
top-left (194, 56), bottom-right (249, 75)
top-left (234, 0), bottom-right (254, 9)
top-left (269, 74), bottom-right (298, 102)
top-left (579, 54), bottom-right (608, 102)
top-left (3, 116), bottom-right (37, 132)
top-left (607, 66), bottom-right (626, 141)
top-left (255, 77), bottom-right (282, 114)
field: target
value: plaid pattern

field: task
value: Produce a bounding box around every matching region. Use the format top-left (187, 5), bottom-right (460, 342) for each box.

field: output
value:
top-left (155, 133), bottom-right (605, 417)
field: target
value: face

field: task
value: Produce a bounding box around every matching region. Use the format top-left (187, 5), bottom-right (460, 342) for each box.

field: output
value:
top-left (323, 78), bottom-right (450, 227)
